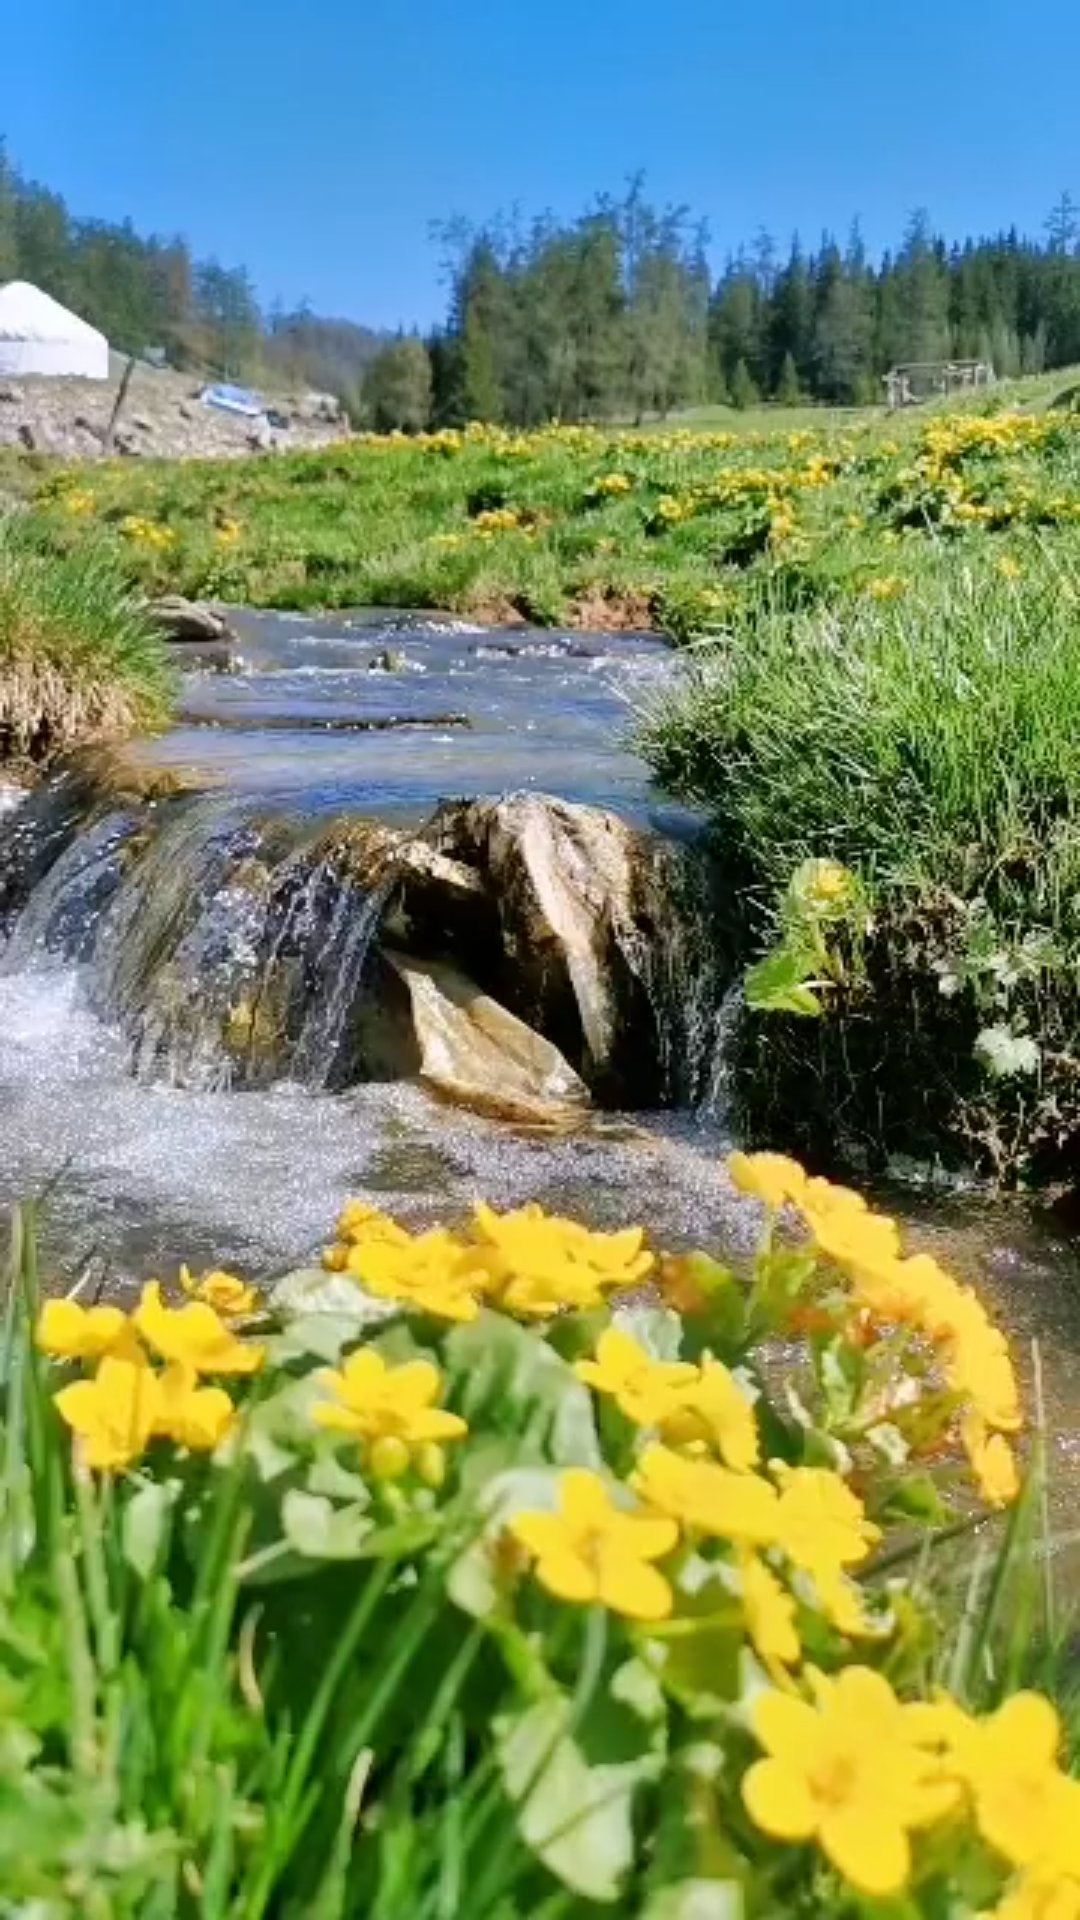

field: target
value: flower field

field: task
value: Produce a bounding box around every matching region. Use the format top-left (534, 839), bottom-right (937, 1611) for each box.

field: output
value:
top-left (5, 1155), bottom-right (1076, 1915)
top-left (14, 389), bottom-right (1080, 635)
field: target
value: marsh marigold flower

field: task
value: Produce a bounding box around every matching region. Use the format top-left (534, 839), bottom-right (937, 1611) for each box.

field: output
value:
top-left (54, 1356), bottom-right (159, 1472)
top-left (180, 1266), bottom-right (259, 1318)
top-left (313, 1347), bottom-right (466, 1480)
top-left (471, 1203), bottom-right (653, 1316)
top-left (738, 1550), bottom-right (801, 1669)
top-left (351, 1229), bottom-right (487, 1321)
top-left (955, 1693), bottom-right (1080, 1878)
top-left (574, 1327), bottom-right (698, 1425)
top-left (632, 1443), bottom-right (780, 1545)
top-left (37, 1298), bottom-right (139, 1363)
top-left (771, 1463), bottom-right (881, 1575)
top-left (134, 1282), bottom-right (264, 1376)
top-left (509, 1468), bottom-right (677, 1621)
top-left (153, 1363), bottom-right (236, 1452)
top-left (728, 1151), bottom-right (808, 1212)
top-left (743, 1667), bottom-right (957, 1897)
top-left (660, 1355), bottom-right (760, 1471)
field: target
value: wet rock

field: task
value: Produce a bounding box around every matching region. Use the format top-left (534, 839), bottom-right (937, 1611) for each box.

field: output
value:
top-left (148, 597), bottom-right (236, 644)
top-left (181, 711), bottom-right (469, 734)
top-left (387, 953), bottom-right (591, 1127)
top-left (428, 793), bottom-right (680, 1102)
top-left (167, 638), bottom-right (241, 674)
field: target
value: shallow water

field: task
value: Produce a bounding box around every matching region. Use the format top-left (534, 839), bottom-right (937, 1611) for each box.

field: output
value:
top-left (2, 609), bottom-right (1079, 1505)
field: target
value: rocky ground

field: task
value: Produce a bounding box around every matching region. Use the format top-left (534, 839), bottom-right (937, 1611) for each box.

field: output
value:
top-left (0, 360), bottom-right (350, 460)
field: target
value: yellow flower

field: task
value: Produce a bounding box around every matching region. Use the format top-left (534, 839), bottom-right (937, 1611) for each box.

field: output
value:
top-left (962, 1410), bottom-right (1020, 1507)
top-left (727, 1151), bottom-right (807, 1211)
top-left (313, 1348), bottom-right (467, 1477)
top-left (37, 1298), bottom-right (138, 1363)
top-left (574, 1327), bottom-right (698, 1425)
top-left (134, 1282), bottom-right (264, 1375)
top-left (957, 1694), bottom-right (1080, 1877)
top-left (180, 1266), bottom-right (259, 1318)
top-left (771, 1464), bottom-right (881, 1574)
top-left (471, 1203), bottom-right (653, 1317)
top-left (632, 1443), bottom-right (780, 1544)
top-left (988, 1871), bottom-right (1080, 1919)
top-left (350, 1229), bottom-right (486, 1321)
top-left (998, 555), bottom-right (1023, 581)
top-left (660, 1357), bottom-right (760, 1471)
top-left (153, 1363), bottom-right (236, 1452)
top-left (54, 1356), bottom-right (159, 1471)
top-left (739, 1551), bottom-right (801, 1668)
top-left (509, 1468), bottom-right (677, 1621)
top-left (743, 1667), bottom-right (954, 1897)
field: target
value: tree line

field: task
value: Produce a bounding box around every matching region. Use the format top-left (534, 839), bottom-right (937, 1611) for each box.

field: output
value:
top-left (368, 186), bottom-right (1080, 428)
top-left (0, 141), bottom-right (385, 398)
top-left (7, 137), bottom-right (1080, 424)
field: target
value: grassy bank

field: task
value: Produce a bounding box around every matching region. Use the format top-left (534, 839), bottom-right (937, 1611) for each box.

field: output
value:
top-left (640, 526), bottom-right (1080, 1178)
top-left (0, 511), bottom-right (172, 765)
top-left (7, 377), bottom-right (1078, 646)
top-left (1, 1160), bottom-right (1073, 1915)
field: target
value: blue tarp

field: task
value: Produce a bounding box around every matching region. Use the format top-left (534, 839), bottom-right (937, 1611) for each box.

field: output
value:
top-left (201, 383), bottom-right (265, 419)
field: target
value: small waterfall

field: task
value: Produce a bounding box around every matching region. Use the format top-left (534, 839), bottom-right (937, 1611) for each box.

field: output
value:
top-left (0, 758), bottom-right (739, 1116)
top-left (290, 880), bottom-right (390, 1089)
top-left (0, 811), bottom-right (145, 971)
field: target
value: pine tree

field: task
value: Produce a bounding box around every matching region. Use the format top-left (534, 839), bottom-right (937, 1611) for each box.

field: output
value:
top-left (776, 350), bottom-right (801, 405)
top-left (363, 336), bottom-right (432, 431)
top-left (730, 358), bottom-right (760, 409)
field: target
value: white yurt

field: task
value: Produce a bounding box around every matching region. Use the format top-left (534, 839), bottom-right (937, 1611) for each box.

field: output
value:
top-left (0, 281), bottom-right (109, 379)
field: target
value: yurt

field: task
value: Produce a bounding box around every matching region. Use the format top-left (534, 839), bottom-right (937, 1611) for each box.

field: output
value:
top-left (0, 281), bottom-right (109, 379)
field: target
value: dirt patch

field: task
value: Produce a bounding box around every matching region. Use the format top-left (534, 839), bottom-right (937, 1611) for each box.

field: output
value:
top-left (568, 587), bottom-right (656, 632)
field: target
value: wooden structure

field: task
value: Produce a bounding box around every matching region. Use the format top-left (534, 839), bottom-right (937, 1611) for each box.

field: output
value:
top-left (884, 360), bottom-right (995, 409)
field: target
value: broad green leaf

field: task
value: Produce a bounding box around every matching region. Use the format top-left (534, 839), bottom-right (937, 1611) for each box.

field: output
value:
top-left (496, 1693), bottom-right (646, 1903)
top-left (281, 1489), bottom-right (373, 1559)
top-left (121, 1479), bottom-right (177, 1579)
top-left (447, 1465), bottom-right (560, 1619)
top-left (880, 1471), bottom-right (949, 1526)
top-left (612, 1303), bottom-right (684, 1361)
top-left (974, 1026), bottom-right (1041, 1079)
top-left (269, 1311), bottom-right (376, 1366)
top-left (745, 945), bottom-right (822, 1017)
top-left (268, 1266), bottom-right (397, 1325)
top-left (444, 1310), bottom-right (601, 1466)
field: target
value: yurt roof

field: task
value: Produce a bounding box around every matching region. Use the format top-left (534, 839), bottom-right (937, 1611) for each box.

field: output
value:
top-left (0, 281), bottom-right (107, 347)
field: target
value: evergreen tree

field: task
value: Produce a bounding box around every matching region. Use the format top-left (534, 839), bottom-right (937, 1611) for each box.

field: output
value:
top-left (363, 335), bottom-right (432, 431)
top-left (730, 358), bottom-right (760, 409)
top-left (776, 350), bottom-right (801, 405)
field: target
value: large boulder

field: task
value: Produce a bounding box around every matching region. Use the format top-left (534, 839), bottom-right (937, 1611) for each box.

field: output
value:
top-left (147, 597), bottom-right (236, 644)
top-left (426, 794), bottom-right (693, 1103)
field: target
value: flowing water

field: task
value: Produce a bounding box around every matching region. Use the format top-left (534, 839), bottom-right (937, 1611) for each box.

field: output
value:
top-left (0, 609), bottom-right (1078, 1502)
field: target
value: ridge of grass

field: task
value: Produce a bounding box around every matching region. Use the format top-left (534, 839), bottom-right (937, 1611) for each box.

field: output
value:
top-left (0, 511), bottom-right (173, 765)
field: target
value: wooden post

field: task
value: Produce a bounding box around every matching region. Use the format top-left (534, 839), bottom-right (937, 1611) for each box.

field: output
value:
top-left (102, 354), bottom-right (136, 453)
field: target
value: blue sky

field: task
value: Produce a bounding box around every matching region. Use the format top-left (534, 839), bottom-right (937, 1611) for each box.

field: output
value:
top-left (3, 0), bottom-right (1078, 329)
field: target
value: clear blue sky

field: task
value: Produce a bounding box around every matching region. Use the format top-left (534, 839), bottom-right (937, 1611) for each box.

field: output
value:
top-left (3, 0), bottom-right (1078, 330)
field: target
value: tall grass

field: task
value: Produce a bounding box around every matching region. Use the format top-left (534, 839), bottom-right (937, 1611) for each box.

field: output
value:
top-left (0, 511), bottom-right (173, 763)
top-left (638, 543), bottom-right (1080, 1174)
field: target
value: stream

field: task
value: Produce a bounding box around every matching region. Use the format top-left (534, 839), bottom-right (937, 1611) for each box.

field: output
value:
top-left (1, 609), bottom-right (1079, 1506)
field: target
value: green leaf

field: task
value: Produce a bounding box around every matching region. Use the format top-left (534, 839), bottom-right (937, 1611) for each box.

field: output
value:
top-left (269, 1311), bottom-right (376, 1365)
top-left (641, 1883), bottom-right (744, 1920)
top-left (496, 1693), bottom-right (646, 1902)
top-left (745, 945), bottom-right (822, 1017)
top-left (444, 1310), bottom-right (601, 1467)
top-left (121, 1479), bottom-right (177, 1579)
top-left (281, 1489), bottom-right (374, 1560)
top-left (880, 1471), bottom-right (949, 1526)
top-left (446, 1465), bottom-right (560, 1619)
top-left (974, 1026), bottom-right (1041, 1079)
top-left (611, 1304), bottom-right (684, 1361)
